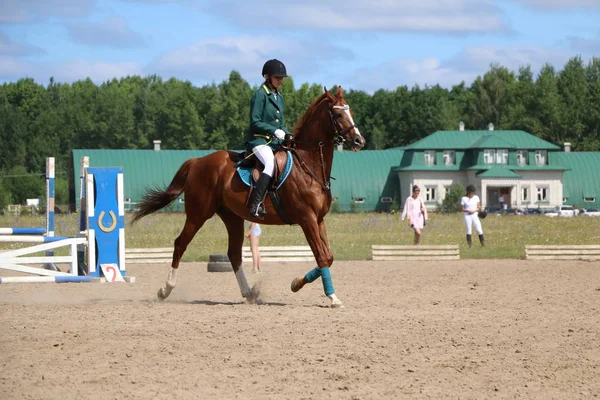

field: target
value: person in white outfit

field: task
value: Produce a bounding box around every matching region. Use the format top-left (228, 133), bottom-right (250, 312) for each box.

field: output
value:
top-left (401, 185), bottom-right (428, 245)
top-left (461, 184), bottom-right (485, 247)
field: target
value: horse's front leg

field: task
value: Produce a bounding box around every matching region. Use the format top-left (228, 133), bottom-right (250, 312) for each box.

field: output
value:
top-left (291, 217), bottom-right (343, 308)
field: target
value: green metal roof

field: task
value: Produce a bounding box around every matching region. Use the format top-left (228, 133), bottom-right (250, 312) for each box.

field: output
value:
top-left (476, 166), bottom-right (521, 179)
top-left (72, 148), bottom-right (405, 213)
top-left (72, 149), bottom-right (216, 211)
top-left (405, 130), bottom-right (561, 150)
top-left (393, 165), bottom-right (462, 171)
top-left (470, 135), bottom-right (516, 149)
top-left (467, 164), bottom-right (569, 171)
top-left (554, 152), bottom-right (600, 207)
top-left (330, 149), bottom-right (404, 212)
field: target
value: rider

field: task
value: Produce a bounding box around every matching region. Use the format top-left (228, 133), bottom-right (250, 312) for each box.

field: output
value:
top-left (246, 59), bottom-right (291, 218)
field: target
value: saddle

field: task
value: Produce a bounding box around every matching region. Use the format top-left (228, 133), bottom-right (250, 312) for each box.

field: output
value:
top-left (235, 150), bottom-right (294, 224)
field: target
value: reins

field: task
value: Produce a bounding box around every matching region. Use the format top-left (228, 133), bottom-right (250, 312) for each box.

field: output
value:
top-left (283, 102), bottom-right (356, 191)
top-left (286, 142), bottom-right (332, 191)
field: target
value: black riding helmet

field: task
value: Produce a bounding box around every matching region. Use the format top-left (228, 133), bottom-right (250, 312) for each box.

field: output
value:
top-left (262, 59), bottom-right (288, 77)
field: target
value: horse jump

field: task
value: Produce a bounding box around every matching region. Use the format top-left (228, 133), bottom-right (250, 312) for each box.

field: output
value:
top-left (0, 157), bottom-right (132, 283)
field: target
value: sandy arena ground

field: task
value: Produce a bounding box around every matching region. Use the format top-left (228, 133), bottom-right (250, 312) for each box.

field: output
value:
top-left (1, 259), bottom-right (600, 399)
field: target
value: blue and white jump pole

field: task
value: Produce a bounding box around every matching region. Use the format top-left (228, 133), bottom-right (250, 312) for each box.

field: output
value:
top-left (44, 157), bottom-right (58, 270)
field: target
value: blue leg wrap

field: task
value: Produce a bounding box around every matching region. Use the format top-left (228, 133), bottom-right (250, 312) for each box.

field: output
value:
top-left (303, 267), bottom-right (321, 283)
top-left (320, 267), bottom-right (334, 296)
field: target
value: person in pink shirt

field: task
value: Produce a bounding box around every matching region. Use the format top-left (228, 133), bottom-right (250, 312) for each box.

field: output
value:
top-left (401, 185), bottom-right (428, 245)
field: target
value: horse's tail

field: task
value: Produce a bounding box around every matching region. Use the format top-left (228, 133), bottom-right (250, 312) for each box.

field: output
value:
top-left (131, 159), bottom-right (194, 224)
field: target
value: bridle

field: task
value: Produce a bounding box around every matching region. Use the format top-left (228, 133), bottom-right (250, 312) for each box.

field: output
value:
top-left (328, 104), bottom-right (358, 146)
top-left (287, 102), bottom-right (359, 191)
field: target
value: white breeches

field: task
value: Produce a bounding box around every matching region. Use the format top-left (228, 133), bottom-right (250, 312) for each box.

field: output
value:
top-left (463, 213), bottom-right (483, 235)
top-left (252, 145), bottom-right (275, 177)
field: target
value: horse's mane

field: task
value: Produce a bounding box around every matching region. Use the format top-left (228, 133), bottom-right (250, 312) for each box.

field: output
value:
top-left (293, 91), bottom-right (336, 135)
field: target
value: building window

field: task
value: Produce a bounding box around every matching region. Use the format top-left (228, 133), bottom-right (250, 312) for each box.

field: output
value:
top-left (496, 149), bottom-right (508, 164)
top-left (380, 197), bottom-right (393, 203)
top-left (425, 186), bottom-right (437, 202)
top-left (483, 149), bottom-right (495, 164)
top-left (536, 187), bottom-right (548, 201)
top-left (517, 150), bottom-right (528, 166)
top-left (521, 186), bottom-right (530, 202)
top-left (353, 198), bottom-right (365, 204)
top-left (443, 150), bottom-right (455, 165)
top-left (424, 151), bottom-right (436, 166)
top-left (535, 150), bottom-right (547, 165)
top-left (584, 197), bottom-right (596, 203)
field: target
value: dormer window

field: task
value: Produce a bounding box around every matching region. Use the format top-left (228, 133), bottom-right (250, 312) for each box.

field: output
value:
top-left (483, 149), bottom-right (495, 164)
top-left (424, 150), bottom-right (436, 166)
top-left (535, 150), bottom-right (547, 165)
top-left (517, 150), bottom-right (528, 166)
top-left (443, 150), bottom-right (455, 165)
top-left (495, 149), bottom-right (508, 164)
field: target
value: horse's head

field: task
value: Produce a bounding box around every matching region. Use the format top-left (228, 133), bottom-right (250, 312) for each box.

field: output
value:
top-left (326, 86), bottom-right (365, 152)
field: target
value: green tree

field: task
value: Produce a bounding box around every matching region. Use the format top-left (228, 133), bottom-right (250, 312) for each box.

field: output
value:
top-left (583, 57), bottom-right (600, 150)
top-left (557, 56), bottom-right (588, 149)
top-left (0, 179), bottom-right (13, 214)
top-left (439, 183), bottom-right (464, 213)
top-left (1, 166), bottom-right (44, 204)
top-left (469, 64), bottom-right (516, 129)
top-left (0, 95), bottom-right (27, 171)
top-left (534, 64), bottom-right (562, 144)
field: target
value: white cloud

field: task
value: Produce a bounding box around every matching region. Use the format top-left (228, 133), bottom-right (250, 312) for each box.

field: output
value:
top-left (65, 17), bottom-right (146, 48)
top-left (568, 34), bottom-right (600, 53)
top-left (51, 59), bottom-right (143, 83)
top-left (0, 31), bottom-right (45, 56)
top-left (0, 57), bottom-right (143, 84)
top-left (209, 0), bottom-right (506, 33)
top-left (508, 0), bottom-right (600, 9)
top-left (350, 58), bottom-right (473, 92)
top-left (148, 35), bottom-right (353, 83)
top-left (121, 0), bottom-right (506, 33)
top-left (0, 0), bottom-right (96, 23)
top-left (0, 56), bottom-right (37, 81)
top-left (348, 45), bottom-right (574, 92)
top-left (444, 45), bottom-right (571, 73)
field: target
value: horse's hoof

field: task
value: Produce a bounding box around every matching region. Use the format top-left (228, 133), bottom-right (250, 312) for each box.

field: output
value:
top-left (244, 282), bottom-right (262, 304)
top-left (157, 288), bottom-right (167, 300)
top-left (331, 301), bottom-right (345, 309)
top-left (291, 277), bottom-right (305, 293)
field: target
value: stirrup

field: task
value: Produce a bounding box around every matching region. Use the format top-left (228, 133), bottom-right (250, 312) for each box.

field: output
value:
top-left (250, 203), bottom-right (266, 218)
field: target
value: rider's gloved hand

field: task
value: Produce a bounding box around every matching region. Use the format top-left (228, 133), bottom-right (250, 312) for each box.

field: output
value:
top-left (273, 129), bottom-right (286, 140)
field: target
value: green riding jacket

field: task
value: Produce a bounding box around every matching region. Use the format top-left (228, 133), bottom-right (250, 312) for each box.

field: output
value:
top-left (246, 83), bottom-right (291, 151)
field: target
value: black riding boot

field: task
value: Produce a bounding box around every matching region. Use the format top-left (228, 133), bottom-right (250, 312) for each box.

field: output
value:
top-left (479, 234), bottom-right (485, 247)
top-left (249, 173), bottom-right (271, 218)
top-left (466, 234), bottom-right (472, 248)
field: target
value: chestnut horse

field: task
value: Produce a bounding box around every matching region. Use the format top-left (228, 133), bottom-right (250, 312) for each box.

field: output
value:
top-left (132, 87), bottom-right (365, 308)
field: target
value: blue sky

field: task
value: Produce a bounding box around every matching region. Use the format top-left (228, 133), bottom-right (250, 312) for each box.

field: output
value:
top-left (1, 0), bottom-right (599, 93)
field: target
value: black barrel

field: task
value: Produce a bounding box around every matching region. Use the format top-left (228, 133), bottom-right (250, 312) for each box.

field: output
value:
top-left (206, 254), bottom-right (232, 272)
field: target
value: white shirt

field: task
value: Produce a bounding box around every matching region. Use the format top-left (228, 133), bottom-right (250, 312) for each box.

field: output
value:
top-left (461, 195), bottom-right (480, 214)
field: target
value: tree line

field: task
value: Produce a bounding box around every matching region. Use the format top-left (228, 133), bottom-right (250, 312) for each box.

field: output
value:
top-left (0, 56), bottom-right (599, 210)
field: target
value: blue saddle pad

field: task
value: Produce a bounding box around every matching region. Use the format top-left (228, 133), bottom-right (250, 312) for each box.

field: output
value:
top-left (237, 151), bottom-right (293, 190)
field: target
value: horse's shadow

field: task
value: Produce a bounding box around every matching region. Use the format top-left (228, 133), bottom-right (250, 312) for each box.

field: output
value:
top-left (187, 299), bottom-right (288, 307)
top-left (90, 298), bottom-right (330, 308)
